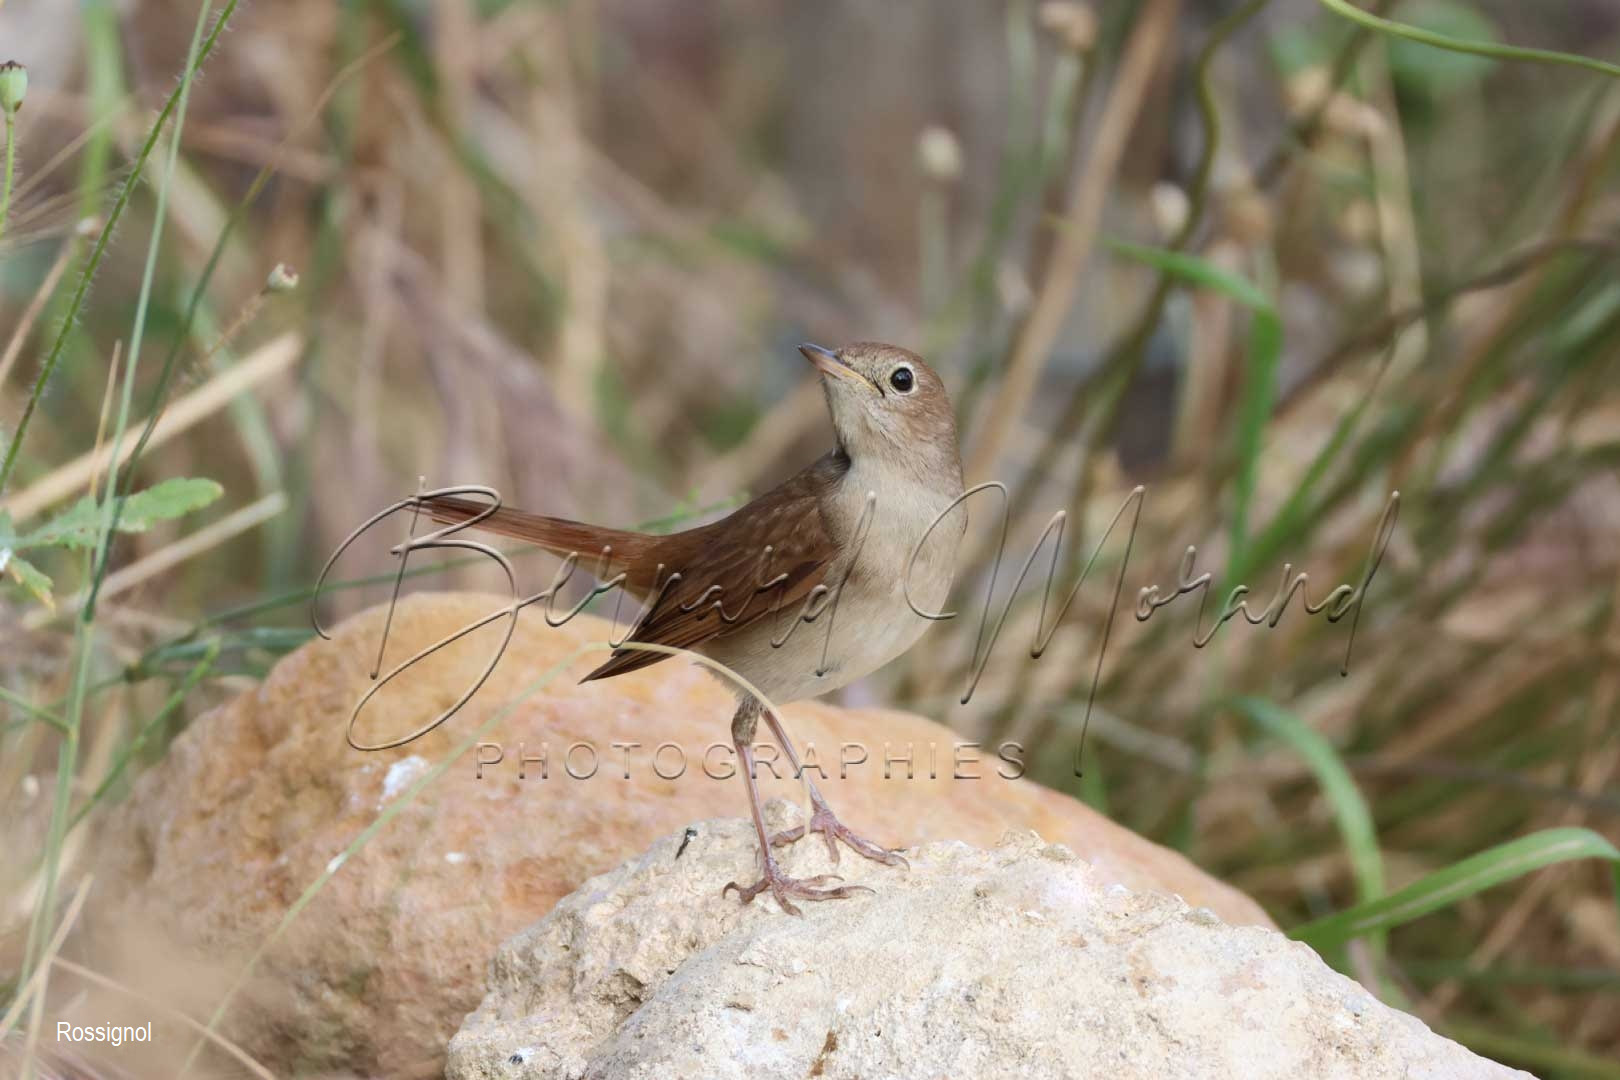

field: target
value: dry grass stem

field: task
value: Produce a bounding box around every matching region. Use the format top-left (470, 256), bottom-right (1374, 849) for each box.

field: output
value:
top-left (3, 332), bottom-right (300, 523)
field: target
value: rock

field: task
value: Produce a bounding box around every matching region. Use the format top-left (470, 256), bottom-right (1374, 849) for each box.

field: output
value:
top-left (449, 809), bottom-right (1529, 1080)
top-left (88, 592), bottom-right (1270, 1078)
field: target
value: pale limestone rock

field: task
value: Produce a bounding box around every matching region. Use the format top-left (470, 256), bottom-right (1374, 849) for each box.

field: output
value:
top-left (449, 804), bottom-right (1530, 1080)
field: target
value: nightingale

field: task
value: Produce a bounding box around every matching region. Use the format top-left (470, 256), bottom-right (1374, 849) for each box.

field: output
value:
top-left (427, 342), bottom-right (965, 913)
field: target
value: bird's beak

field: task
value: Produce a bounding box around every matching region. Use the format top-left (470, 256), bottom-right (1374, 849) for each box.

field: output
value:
top-left (799, 343), bottom-right (876, 392)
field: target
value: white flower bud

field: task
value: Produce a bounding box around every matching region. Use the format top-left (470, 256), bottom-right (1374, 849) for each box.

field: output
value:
top-left (1150, 182), bottom-right (1190, 242)
top-left (267, 263), bottom-right (300, 293)
top-left (1038, 2), bottom-right (1097, 53)
top-left (916, 126), bottom-right (963, 183)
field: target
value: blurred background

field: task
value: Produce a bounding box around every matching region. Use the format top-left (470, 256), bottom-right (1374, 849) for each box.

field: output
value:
top-left (2, 0), bottom-right (1619, 1075)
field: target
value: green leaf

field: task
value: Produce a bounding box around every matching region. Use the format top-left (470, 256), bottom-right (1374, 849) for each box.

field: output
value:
top-left (117, 476), bottom-right (224, 527)
top-left (3, 552), bottom-right (55, 609)
top-left (22, 477), bottom-right (223, 550)
top-left (1268, 20), bottom-right (1354, 78)
top-left (1386, 0), bottom-right (1499, 97)
top-left (19, 501), bottom-right (104, 550)
top-left (1107, 239), bottom-right (1274, 314)
top-left (1290, 827), bottom-right (1620, 953)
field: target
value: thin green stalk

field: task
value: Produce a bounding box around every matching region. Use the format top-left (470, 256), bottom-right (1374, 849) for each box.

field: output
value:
top-left (79, 0), bottom-right (124, 222)
top-left (0, 110), bottom-right (15, 245)
top-left (82, 0), bottom-right (219, 620)
top-left (185, 298), bottom-right (284, 503)
top-left (1315, 0), bottom-right (1620, 80)
top-left (68, 641), bottom-right (220, 832)
top-left (0, 684), bottom-right (65, 734)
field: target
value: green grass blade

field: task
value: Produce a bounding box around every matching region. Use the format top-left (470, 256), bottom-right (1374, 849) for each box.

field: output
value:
top-left (1443, 1023), bottom-right (1620, 1080)
top-left (1230, 697), bottom-right (1386, 905)
top-left (68, 640), bottom-right (220, 832)
top-left (79, 0), bottom-right (126, 221)
top-left (1227, 309), bottom-right (1282, 576)
top-left (1, 111), bottom-right (15, 246)
top-left (1227, 342), bottom-right (1391, 585)
top-left (1107, 239), bottom-right (1274, 312)
top-left (1230, 694), bottom-right (1389, 986)
top-left (1315, 0), bottom-right (1620, 80)
top-left (81, 2), bottom-right (217, 619)
top-left (0, 684), bottom-right (67, 734)
top-left (1290, 827), bottom-right (1620, 952)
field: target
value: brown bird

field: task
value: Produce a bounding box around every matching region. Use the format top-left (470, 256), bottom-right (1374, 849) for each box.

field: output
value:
top-left (428, 342), bottom-right (965, 913)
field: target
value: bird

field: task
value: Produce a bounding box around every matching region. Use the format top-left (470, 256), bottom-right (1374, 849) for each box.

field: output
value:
top-left (426, 342), bottom-right (966, 913)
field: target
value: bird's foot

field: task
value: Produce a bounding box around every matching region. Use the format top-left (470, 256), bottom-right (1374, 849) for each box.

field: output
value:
top-left (722, 853), bottom-right (873, 917)
top-left (769, 788), bottom-right (910, 869)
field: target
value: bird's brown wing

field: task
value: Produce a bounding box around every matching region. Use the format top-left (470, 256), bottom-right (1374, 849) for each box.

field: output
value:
top-left (582, 469), bottom-right (842, 681)
top-left (424, 456), bottom-right (847, 682)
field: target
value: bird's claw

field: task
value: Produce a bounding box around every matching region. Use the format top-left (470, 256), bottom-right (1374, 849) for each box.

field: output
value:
top-left (769, 793), bottom-right (910, 869)
top-left (722, 858), bottom-right (874, 916)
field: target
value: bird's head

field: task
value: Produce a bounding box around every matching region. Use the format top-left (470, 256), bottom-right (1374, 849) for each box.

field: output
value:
top-left (798, 341), bottom-right (962, 492)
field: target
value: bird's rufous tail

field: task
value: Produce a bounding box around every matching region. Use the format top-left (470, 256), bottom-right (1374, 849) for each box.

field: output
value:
top-left (423, 494), bottom-right (651, 568)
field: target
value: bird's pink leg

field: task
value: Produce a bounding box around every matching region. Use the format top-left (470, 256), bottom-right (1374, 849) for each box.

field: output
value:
top-left (759, 707), bottom-right (909, 869)
top-left (722, 699), bottom-right (873, 915)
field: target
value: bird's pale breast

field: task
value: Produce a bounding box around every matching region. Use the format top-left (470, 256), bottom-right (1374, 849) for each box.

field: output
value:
top-left (698, 466), bottom-right (964, 705)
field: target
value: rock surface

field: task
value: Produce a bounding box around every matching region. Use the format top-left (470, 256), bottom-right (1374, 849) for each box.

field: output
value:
top-left (450, 808), bottom-right (1529, 1080)
top-left (88, 592), bottom-right (1270, 1077)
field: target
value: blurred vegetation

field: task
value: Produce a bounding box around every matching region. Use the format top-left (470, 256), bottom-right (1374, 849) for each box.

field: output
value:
top-left (2, 0), bottom-right (1620, 1076)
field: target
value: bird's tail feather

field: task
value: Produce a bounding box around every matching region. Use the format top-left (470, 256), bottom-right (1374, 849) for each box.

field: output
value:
top-left (423, 494), bottom-right (650, 569)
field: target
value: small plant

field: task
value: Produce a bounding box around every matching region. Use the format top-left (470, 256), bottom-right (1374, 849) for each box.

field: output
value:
top-left (0, 477), bottom-right (222, 609)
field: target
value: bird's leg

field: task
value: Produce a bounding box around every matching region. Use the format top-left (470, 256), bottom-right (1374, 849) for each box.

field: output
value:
top-left (759, 707), bottom-right (909, 870)
top-left (721, 697), bottom-right (873, 915)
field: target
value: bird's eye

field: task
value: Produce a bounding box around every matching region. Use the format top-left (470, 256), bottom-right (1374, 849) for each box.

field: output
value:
top-left (889, 366), bottom-right (915, 393)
